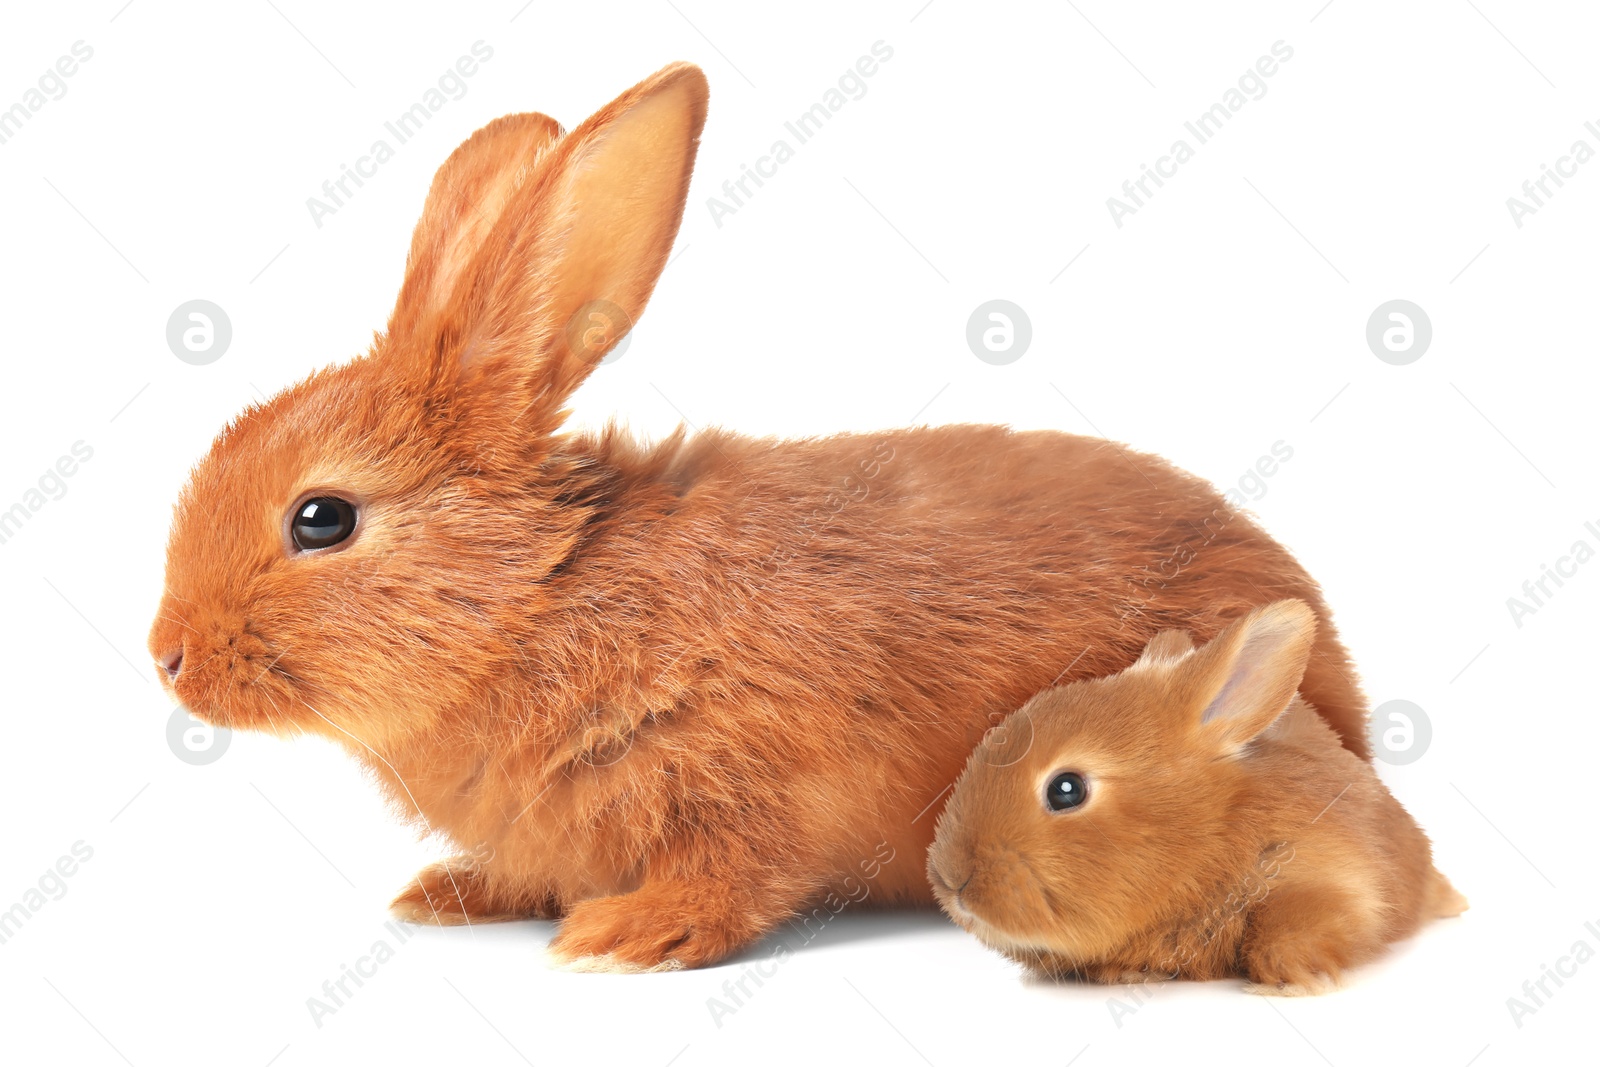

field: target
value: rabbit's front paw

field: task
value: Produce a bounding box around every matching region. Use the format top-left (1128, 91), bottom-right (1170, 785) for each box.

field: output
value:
top-left (547, 879), bottom-right (754, 972)
top-left (390, 859), bottom-right (556, 925)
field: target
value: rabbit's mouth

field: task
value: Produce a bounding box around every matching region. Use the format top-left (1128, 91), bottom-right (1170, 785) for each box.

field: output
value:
top-left (956, 902), bottom-right (1054, 958)
top-left (931, 848), bottom-right (1062, 953)
top-left (160, 625), bottom-right (308, 738)
top-left (955, 894), bottom-right (1102, 969)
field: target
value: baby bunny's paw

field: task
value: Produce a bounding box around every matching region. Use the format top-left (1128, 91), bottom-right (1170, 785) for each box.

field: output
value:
top-left (1243, 972), bottom-right (1341, 997)
top-left (1073, 960), bottom-right (1177, 986)
top-left (1243, 937), bottom-right (1347, 996)
top-left (547, 880), bottom-right (752, 972)
top-left (552, 952), bottom-right (686, 975)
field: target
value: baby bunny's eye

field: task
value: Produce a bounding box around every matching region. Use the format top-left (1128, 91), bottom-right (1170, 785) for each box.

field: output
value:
top-left (290, 496), bottom-right (357, 552)
top-left (1045, 771), bottom-right (1089, 812)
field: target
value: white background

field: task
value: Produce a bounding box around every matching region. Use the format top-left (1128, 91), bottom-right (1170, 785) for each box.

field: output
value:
top-left (1, 1), bottom-right (1595, 1065)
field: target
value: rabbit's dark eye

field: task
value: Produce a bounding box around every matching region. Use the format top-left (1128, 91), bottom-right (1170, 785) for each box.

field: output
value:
top-left (1045, 771), bottom-right (1089, 812)
top-left (290, 496), bottom-right (357, 552)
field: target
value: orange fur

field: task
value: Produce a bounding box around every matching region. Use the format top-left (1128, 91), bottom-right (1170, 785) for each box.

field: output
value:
top-left (148, 64), bottom-right (1373, 971)
top-left (928, 601), bottom-right (1464, 994)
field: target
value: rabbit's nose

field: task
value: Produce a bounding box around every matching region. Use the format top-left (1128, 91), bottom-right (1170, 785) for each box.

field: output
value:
top-left (950, 874), bottom-right (977, 918)
top-left (157, 646), bottom-right (184, 681)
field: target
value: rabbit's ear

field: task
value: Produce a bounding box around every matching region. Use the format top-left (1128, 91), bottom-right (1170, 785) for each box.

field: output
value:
top-left (390, 62), bottom-right (708, 427)
top-left (388, 111), bottom-right (566, 346)
top-left (1128, 629), bottom-right (1195, 671)
top-left (1181, 601), bottom-right (1317, 753)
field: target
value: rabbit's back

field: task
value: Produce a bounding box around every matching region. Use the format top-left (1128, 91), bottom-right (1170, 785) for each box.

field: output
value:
top-left (483, 422), bottom-right (1369, 904)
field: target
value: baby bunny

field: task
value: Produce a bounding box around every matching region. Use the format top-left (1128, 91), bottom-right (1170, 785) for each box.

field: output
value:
top-left (149, 62), bottom-right (1374, 972)
top-left (929, 600), bottom-right (1465, 994)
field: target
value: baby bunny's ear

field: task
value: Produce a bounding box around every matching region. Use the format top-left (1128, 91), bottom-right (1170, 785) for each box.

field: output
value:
top-left (389, 62), bottom-right (708, 430)
top-left (1128, 629), bottom-right (1195, 671)
top-left (1182, 600), bottom-right (1317, 754)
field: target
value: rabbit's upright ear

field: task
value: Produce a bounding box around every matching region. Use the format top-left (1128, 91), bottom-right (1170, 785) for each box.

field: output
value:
top-left (388, 111), bottom-right (566, 347)
top-left (1180, 601), bottom-right (1317, 754)
top-left (387, 62), bottom-right (708, 428)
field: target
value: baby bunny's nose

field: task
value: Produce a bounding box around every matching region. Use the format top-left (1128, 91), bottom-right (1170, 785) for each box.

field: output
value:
top-left (157, 646), bottom-right (184, 681)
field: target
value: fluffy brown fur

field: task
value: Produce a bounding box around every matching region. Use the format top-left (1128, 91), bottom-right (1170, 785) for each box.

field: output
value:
top-left (927, 601), bottom-right (1465, 994)
top-left (148, 63), bottom-right (1373, 971)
